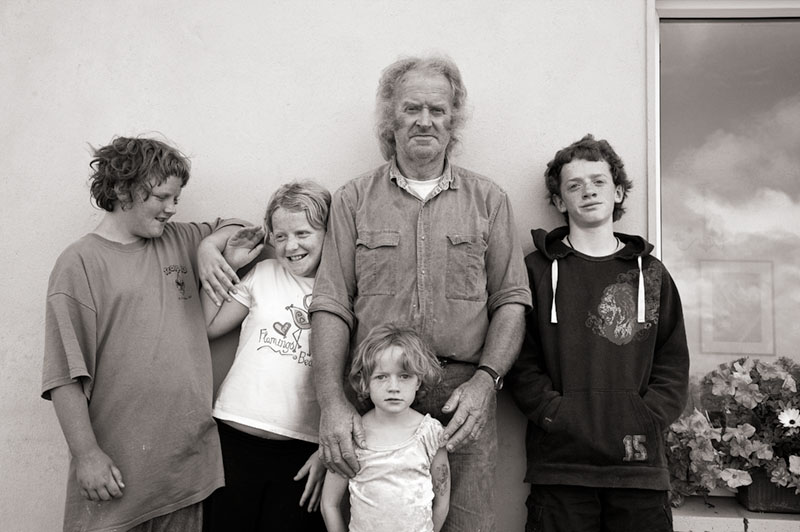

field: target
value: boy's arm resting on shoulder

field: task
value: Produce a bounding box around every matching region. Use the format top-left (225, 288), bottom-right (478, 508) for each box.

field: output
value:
top-left (50, 382), bottom-right (125, 501)
top-left (506, 307), bottom-right (562, 432)
top-left (198, 225), bottom-right (265, 307)
top-left (642, 268), bottom-right (690, 429)
top-left (431, 447), bottom-right (450, 532)
top-left (320, 470), bottom-right (349, 532)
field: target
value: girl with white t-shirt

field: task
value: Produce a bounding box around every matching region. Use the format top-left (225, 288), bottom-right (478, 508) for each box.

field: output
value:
top-left (320, 324), bottom-right (451, 532)
top-left (200, 181), bottom-right (330, 532)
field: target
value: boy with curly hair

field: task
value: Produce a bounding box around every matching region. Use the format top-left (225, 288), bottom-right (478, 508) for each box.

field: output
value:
top-left (509, 134), bottom-right (690, 532)
top-left (42, 136), bottom-right (243, 532)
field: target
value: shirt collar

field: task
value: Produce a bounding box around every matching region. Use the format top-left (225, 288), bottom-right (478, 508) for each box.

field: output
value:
top-left (389, 157), bottom-right (457, 195)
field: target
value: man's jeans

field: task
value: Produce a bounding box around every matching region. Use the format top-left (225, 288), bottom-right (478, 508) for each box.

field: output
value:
top-left (414, 362), bottom-right (498, 532)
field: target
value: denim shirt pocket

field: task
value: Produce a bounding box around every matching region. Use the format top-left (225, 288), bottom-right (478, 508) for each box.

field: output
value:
top-left (445, 234), bottom-right (488, 301)
top-left (355, 231), bottom-right (400, 296)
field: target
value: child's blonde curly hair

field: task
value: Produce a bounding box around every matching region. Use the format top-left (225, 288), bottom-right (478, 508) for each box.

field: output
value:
top-left (349, 323), bottom-right (442, 404)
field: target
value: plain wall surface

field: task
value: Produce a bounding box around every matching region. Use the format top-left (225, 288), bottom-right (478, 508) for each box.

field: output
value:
top-left (0, 1), bottom-right (649, 530)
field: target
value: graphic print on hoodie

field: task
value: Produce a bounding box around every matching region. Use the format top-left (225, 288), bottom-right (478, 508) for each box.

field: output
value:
top-left (587, 263), bottom-right (663, 346)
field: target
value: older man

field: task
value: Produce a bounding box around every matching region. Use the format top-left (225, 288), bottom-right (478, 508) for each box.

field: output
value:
top-left (309, 55), bottom-right (531, 530)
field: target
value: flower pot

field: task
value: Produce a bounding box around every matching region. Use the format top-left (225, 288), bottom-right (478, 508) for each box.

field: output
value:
top-left (736, 469), bottom-right (800, 514)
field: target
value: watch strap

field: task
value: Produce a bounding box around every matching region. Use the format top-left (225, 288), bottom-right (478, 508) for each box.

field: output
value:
top-left (476, 365), bottom-right (503, 391)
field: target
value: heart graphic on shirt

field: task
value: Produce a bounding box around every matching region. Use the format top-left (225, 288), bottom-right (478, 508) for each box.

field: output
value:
top-left (273, 322), bottom-right (291, 337)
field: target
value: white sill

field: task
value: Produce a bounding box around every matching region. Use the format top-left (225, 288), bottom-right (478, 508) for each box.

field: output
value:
top-left (673, 496), bottom-right (800, 532)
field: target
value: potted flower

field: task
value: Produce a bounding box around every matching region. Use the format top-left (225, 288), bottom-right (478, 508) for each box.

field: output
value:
top-left (665, 357), bottom-right (800, 512)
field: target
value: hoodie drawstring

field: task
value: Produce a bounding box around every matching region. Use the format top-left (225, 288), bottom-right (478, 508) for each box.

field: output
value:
top-left (550, 260), bottom-right (559, 323)
top-left (637, 256), bottom-right (645, 323)
top-left (549, 256), bottom-right (646, 325)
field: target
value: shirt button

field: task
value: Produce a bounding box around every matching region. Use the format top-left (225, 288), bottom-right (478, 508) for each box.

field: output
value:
top-left (421, 236), bottom-right (425, 240)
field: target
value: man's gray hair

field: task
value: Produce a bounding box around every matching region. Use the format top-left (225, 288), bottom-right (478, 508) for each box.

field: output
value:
top-left (375, 54), bottom-right (468, 161)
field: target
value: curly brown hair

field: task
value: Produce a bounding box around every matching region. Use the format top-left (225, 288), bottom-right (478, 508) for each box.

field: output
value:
top-left (89, 136), bottom-right (191, 211)
top-left (544, 134), bottom-right (633, 222)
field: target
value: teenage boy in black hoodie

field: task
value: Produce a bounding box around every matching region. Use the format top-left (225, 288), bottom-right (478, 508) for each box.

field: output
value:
top-left (508, 134), bottom-right (689, 532)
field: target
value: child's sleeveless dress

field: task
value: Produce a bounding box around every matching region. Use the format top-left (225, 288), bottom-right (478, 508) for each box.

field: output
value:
top-left (349, 414), bottom-right (445, 532)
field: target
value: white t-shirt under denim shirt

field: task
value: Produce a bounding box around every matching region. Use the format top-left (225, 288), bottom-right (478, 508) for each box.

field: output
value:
top-left (404, 175), bottom-right (443, 201)
top-left (213, 259), bottom-right (320, 442)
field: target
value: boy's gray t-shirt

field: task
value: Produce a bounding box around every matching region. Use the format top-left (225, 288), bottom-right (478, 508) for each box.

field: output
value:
top-left (43, 220), bottom-right (236, 532)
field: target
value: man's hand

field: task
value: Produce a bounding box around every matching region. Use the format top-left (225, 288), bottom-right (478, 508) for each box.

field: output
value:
top-left (74, 446), bottom-right (125, 501)
top-left (318, 401), bottom-right (365, 478)
top-left (223, 226), bottom-right (265, 271)
top-left (294, 448), bottom-right (326, 512)
top-left (441, 373), bottom-right (495, 452)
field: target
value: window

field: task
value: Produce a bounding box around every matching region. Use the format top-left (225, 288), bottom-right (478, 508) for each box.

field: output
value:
top-left (650, 1), bottom-right (800, 375)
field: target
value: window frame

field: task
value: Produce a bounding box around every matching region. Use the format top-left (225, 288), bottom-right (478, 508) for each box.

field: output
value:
top-left (645, 0), bottom-right (800, 256)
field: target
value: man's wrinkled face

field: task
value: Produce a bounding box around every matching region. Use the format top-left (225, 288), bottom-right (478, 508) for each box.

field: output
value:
top-left (392, 70), bottom-right (453, 174)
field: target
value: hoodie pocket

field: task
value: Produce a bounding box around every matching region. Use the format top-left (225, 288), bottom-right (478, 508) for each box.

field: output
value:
top-left (445, 234), bottom-right (487, 301)
top-left (539, 391), bottom-right (662, 467)
top-left (355, 231), bottom-right (400, 295)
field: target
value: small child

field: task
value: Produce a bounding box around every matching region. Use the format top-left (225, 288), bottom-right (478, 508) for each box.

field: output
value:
top-left (320, 324), bottom-right (451, 532)
top-left (200, 181), bottom-right (331, 532)
top-left (508, 134), bottom-right (689, 532)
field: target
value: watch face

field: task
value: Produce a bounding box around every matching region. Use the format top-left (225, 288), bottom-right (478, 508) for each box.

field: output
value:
top-left (478, 366), bottom-right (503, 390)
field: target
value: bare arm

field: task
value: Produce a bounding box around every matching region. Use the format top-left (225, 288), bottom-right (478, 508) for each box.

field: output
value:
top-left (200, 290), bottom-right (249, 339)
top-left (442, 303), bottom-right (525, 451)
top-left (293, 447), bottom-right (327, 512)
top-left (431, 447), bottom-right (450, 532)
top-left (320, 470), bottom-right (349, 532)
top-left (50, 382), bottom-right (125, 501)
top-left (311, 311), bottom-right (365, 477)
top-left (198, 225), bottom-right (264, 306)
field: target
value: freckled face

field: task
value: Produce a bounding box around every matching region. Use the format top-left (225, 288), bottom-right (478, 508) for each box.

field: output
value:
top-left (393, 71), bottom-right (453, 174)
top-left (116, 175), bottom-right (183, 240)
top-left (554, 159), bottom-right (623, 228)
top-left (368, 346), bottom-right (421, 414)
top-left (270, 208), bottom-right (326, 278)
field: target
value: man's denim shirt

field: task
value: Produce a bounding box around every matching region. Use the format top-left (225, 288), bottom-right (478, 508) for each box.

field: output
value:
top-left (310, 159), bottom-right (532, 363)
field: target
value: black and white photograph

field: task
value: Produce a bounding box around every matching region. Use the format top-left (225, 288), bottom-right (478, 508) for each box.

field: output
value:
top-left (2, 1), bottom-right (799, 531)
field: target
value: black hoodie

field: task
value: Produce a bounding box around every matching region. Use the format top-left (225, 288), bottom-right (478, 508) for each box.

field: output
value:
top-left (508, 227), bottom-right (689, 490)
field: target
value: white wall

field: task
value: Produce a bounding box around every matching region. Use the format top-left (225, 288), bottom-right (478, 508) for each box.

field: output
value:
top-left (0, 1), bottom-right (649, 530)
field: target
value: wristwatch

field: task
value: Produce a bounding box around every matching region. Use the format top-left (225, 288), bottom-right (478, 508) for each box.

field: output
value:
top-left (476, 365), bottom-right (503, 391)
